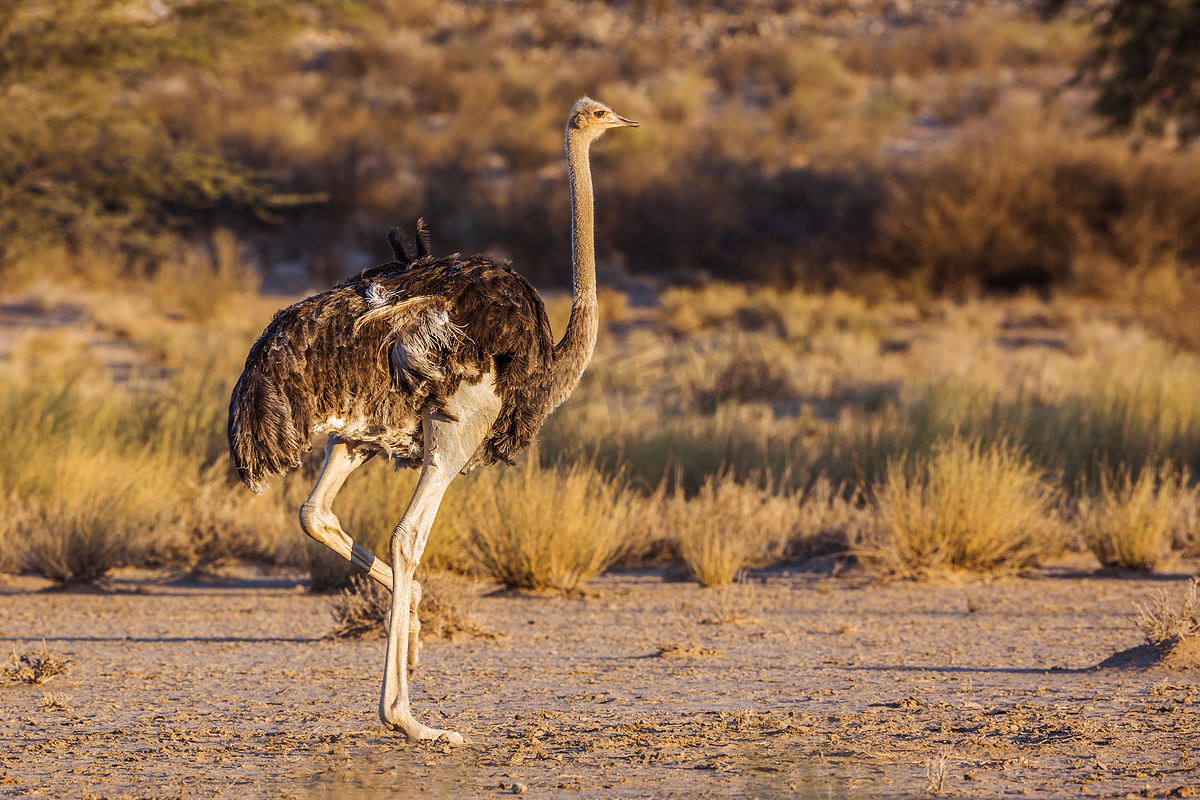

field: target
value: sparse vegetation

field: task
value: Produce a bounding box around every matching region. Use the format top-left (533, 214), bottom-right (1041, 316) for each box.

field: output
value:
top-left (3, 2), bottom-right (1200, 591)
top-left (327, 574), bottom-right (389, 639)
top-left (24, 483), bottom-right (139, 586)
top-left (1078, 466), bottom-right (1191, 571)
top-left (328, 570), bottom-right (498, 641)
top-left (855, 438), bottom-right (1059, 576)
top-left (1131, 578), bottom-right (1200, 647)
top-left (4, 647), bottom-right (75, 686)
top-left (465, 457), bottom-right (631, 592)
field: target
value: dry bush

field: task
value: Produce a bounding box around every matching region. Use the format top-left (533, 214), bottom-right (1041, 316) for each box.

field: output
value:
top-left (417, 570), bottom-right (499, 640)
top-left (40, 692), bottom-right (72, 712)
top-left (856, 437), bottom-right (1059, 576)
top-left (1131, 578), bottom-right (1200, 647)
top-left (874, 117), bottom-right (1200, 295)
top-left (1078, 465), bottom-right (1191, 571)
top-left (465, 456), bottom-right (631, 592)
top-left (153, 476), bottom-right (298, 578)
top-left (327, 571), bottom-right (496, 641)
top-left (3, 647), bottom-right (75, 686)
top-left (25, 486), bottom-right (140, 585)
top-left (670, 472), bottom-right (800, 587)
top-left (327, 574), bottom-right (389, 639)
top-left (693, 357), bottom-right (794, 413)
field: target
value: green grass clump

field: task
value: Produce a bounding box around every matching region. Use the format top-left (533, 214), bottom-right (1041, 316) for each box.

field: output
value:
top-left (857, 437), bottom-right (1059, 576)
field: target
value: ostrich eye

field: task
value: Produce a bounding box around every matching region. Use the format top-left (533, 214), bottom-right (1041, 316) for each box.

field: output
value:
top-left (593, 110), bottom-right (605, 118)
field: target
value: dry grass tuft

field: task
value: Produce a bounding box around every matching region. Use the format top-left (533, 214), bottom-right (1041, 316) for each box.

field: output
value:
top-left (465, 457), bottom-right (630, 592)
top-left (327, 571), bottom-right (498, 641)
top-left (700, 574), bottom-right (762, 625)
top-left (670, 473), bottom-right (800, 587)
top-left (25, 488), bottom-right (139, 586)
top-left (856, 437), bottom-right (1059, 577)
top-left (4, 646), bottom-right (75, 686)
top-left (417, 571), bottom-right (500, 641)
top-left (1131, 578), bottom-right (1200, 647)
top-left (1078, 466), bottom-right (1191, 571)
top-left (327, 574), bottom-right (389, 639)
top-left (40, 692), bottom-right (72, 712)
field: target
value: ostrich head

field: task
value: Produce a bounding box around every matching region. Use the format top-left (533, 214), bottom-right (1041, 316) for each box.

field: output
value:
top-left (568, 97), bottom-right (640, 141)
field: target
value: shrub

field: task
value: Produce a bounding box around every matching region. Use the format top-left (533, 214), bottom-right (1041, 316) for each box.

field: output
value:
top-left (1131, 578), bottom-right (1200, 647)
top-left (25, 485), bottom-right (141, 585)
top-left (670, 472), bottom-right (800, 587)
top-left (465, 456), bottom-right (630, 592)
top-left (1078, 465), bottom-right (1190, 570)
top-left (3, 648), bottom-right (75, 686)
top-left (327, 569), bottom-right (497, 641)
top-left (857, 437), bottom-right (1059, 576)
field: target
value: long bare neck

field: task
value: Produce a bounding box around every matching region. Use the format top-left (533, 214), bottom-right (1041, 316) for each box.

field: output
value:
top-left (547, 127), bottom-right (598, 410)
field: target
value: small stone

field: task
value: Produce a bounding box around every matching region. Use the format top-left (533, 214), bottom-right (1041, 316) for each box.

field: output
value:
top-left (511, 783), bottom-right (528, 795)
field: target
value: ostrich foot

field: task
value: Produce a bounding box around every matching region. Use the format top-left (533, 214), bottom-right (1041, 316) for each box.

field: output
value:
top-left (383, 715), bottom-right (466, 744)
top-left (380, 701), bottom-right (466, 743)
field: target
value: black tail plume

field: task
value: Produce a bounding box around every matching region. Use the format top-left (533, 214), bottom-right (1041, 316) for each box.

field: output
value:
top-left (387, 225), bottom-right (418, 265)
top-left (415, 217), bottom-right (432, 259)
top-left (227, 367), bottom-right (309, 494)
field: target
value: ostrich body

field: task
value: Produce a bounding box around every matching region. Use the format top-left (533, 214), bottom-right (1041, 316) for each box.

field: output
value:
top-left (227, 98), bottom-right (638, 742)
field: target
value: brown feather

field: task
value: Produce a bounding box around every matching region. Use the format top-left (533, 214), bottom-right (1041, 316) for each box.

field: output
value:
top-left (228, 254), bottom-right (555, 492)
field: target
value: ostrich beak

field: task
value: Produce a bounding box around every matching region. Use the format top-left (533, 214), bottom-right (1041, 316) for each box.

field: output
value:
top-left (616, 115), bottom-right (640, 128)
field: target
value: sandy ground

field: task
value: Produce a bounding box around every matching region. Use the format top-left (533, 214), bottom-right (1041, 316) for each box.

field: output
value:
top-left (2, 562), bottom-right (1198, 800)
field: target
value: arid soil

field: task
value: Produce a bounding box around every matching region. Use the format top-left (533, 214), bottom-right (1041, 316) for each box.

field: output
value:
top-left (2, 562), bottom-right (1198, 800)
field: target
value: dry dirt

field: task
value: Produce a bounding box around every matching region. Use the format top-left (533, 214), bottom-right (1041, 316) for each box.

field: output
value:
top-left (2, 561), bottom-right (1199, 800)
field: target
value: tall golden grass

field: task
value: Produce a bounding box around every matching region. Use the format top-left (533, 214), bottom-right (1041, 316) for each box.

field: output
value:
top-left (854, 437), bottom-right (1060, 576)
top-left (465, 456), bottom-right (631, 592)
top-left (669, 473), bottom-right (799, 587)
top-left (1078, 466), bottom-right (1193, 571)
top-left (6, 236), bottom-right (1200, 585)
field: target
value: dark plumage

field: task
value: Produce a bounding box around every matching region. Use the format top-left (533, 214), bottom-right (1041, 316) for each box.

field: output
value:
top-left (228, 251), bottom-right (554, 493)
top-left (385, 217), bottom-right (432, 267)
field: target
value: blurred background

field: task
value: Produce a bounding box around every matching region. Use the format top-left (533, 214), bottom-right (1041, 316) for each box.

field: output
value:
top-left (3, 0), bottom-right (1200, 590)
top-left (4, 0), bottom-right (1197, 310)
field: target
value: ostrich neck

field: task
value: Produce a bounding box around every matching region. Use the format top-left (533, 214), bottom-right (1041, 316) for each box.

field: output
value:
top-left (548, 128), bottom-right (598, 410)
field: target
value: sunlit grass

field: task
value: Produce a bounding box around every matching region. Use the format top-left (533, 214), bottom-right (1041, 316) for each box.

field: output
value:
top-left (465, 455), bottom-right (631, 592)
top-left (855, 437), bottom-right (1060, 576)
top-left (670, 472), bottom-right (800, 587)
top-left (4, 271), bottom-right (1200, 584)
top-left (1078, 465), bottom-right (1192, 571)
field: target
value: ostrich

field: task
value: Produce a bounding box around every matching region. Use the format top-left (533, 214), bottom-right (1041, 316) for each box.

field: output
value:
top-left (227, 98), bottom-right (639, 742)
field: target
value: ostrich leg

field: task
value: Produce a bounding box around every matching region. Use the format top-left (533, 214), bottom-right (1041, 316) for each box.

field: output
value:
top-left (380, 378), bottom-right (500, 742)
top-left (299, 437), bottom-right (394, 589)
top-left (300, 438), bottom-right (422, 671)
